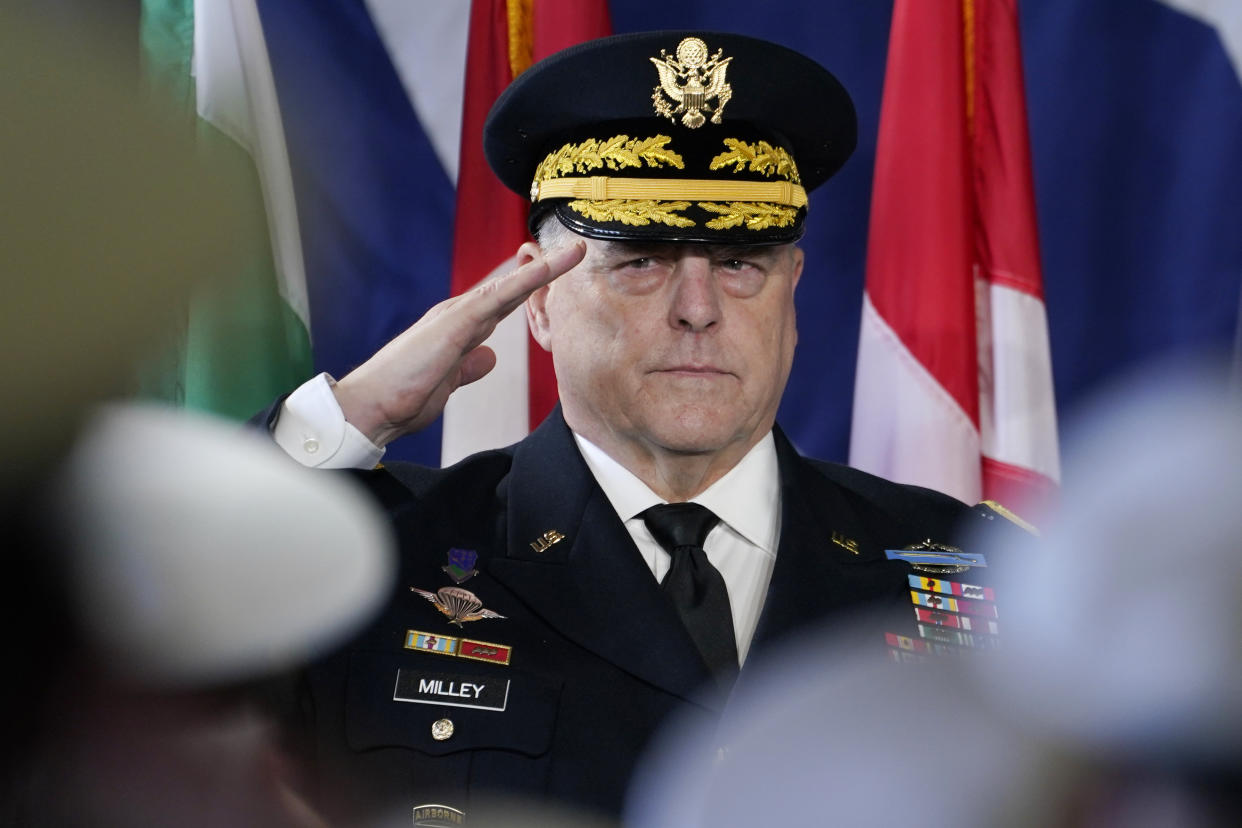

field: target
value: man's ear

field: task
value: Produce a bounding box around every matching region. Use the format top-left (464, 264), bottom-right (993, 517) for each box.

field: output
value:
top-left (520, 242), bottom-right (554, 352)
top-left (790, 245), bottom-right (804, 291)
top-left (526, 286), bottom-right (553, 352)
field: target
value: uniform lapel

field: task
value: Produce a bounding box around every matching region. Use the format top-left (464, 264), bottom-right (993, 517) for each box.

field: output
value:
top-left (748, 428), bottom-right (911, 655)
top-left (486, 410), bottom-right (717, 707)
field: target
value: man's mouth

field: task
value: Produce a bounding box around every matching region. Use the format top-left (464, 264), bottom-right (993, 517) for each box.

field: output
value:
top-left (654, 365), bottom-right (731, 377)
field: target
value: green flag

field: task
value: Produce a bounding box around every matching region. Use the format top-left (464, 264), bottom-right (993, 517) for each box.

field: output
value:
top-left (139, 0), bottom-right (312, 419)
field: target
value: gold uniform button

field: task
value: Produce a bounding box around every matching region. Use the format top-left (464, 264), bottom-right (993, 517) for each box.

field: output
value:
top-left (431, 718), bottom-right (454, 741)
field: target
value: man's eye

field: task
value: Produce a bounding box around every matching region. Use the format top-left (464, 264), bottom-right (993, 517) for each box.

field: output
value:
top-left (716, 257), bottom-right (767, 297)
top-left (624, 257), bottom-right (655, 270)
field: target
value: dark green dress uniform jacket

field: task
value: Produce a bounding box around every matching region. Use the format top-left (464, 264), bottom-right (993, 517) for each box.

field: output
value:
top-left (273, 407), bottom-right (1009, 823)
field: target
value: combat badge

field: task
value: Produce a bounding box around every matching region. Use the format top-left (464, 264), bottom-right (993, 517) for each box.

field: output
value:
top-left (441, 547), bottom-right (479, 584)
top-left (650, 37), bottom-right (733, 128)
top-left (885, 540), bottom-right (986, 575)
top-left (410, 586), bottom-right (506, 627)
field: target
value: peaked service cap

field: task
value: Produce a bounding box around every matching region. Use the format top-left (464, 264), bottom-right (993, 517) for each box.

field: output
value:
top-left (484, 31), bottom-right (857, 246)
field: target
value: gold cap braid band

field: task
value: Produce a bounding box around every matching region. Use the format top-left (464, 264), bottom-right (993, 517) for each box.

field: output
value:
top-left (532, 176), bottom-right (808, 208)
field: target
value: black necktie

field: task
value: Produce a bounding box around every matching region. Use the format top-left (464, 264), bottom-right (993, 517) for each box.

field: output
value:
top-left (641, 503), bottom-right (739, 686)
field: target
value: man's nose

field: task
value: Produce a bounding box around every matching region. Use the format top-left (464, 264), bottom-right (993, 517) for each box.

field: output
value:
top-left (668, 256), bottom-right (721, 332)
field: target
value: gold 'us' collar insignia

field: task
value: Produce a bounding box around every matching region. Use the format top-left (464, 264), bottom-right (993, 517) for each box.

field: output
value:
top-left (530, 529), bottom-right (566, 554)
top-left (831, 531), bottom-right (860, 555)
top-left (650, 37), bottom-right (733, 129)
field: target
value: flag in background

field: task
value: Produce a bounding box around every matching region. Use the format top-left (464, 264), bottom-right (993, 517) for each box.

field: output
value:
top-left (148, 0), bottom-right (1241, 473)
top-left (247, 0), bottom-right (462, 466)
top-left (849, 0), bottom-right (1059, 511)
top-left (139, 0), bottom-right (312, 419)
top-left (441, 0), bottom-right (611, 465)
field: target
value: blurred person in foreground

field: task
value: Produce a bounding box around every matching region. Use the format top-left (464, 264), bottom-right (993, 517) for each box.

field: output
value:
top-left (1, 5), bottom-right (393, 825)
top-left (260, 32), bottom-right (1032, 824)
top-left (628, 359), bottom-right (1242, 828)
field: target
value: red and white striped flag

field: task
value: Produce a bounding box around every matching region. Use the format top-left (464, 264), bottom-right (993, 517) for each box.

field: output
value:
top-left (849, 0), bottom-right (1059, 511)
top-left (441, 0), bottom-right (610, 465)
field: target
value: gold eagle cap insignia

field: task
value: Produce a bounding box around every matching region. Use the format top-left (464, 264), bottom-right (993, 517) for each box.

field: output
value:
top-left (650, 37), bottom-right (733, 129)
top-left (410, 586), bottom-right (506, 627)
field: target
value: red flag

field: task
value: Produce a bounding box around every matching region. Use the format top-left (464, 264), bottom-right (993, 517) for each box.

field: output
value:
top-left (849, 0), bottom-right (1059, 512)
top-left (443, 0), bottom-right (610, 464)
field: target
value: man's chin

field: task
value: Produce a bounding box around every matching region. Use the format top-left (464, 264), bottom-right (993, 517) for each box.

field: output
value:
top-left (643, 410), bottom-right (749, 457)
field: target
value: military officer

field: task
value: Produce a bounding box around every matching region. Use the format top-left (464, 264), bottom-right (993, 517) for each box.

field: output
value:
top-left (265, 31), bottom-right (1021, 825)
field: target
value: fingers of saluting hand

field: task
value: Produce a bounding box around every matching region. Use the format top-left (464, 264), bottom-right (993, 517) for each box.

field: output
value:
top-left (333, 241), bottom-right (584, 447)
top-left (450, 242), bottom-right (585, 341)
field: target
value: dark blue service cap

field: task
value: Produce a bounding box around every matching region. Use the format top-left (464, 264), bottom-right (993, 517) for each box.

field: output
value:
top-left (484, 31), bottom-right (857, 246)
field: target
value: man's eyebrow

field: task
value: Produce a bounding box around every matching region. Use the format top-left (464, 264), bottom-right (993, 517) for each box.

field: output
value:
top-left (595, 240), bottom-right (674, 257)
top-left (713, 245), bottom-right (784, 261)
top-left (592, 241), bottom-right (788, 260)
top-left (593, 241), bottom-right (630, 255)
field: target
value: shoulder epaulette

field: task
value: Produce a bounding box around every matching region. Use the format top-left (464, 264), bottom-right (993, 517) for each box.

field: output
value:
top-left (976, 499), bottom-right (1039, 536)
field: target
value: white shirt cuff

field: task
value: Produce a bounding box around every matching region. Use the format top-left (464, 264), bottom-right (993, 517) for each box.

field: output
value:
top-left (273, 373), bottom-right (385, 469)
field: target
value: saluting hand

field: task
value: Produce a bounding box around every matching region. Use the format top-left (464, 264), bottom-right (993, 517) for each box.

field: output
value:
top-left (332, 241), bottom-right (585, 447)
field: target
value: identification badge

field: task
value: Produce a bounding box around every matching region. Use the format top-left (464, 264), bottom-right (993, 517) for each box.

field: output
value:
top-left (394, 669), bottom-right (511, 712)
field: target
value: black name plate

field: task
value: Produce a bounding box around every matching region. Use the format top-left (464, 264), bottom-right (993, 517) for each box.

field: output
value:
top-left (394, 669), bottom-right (510, 712)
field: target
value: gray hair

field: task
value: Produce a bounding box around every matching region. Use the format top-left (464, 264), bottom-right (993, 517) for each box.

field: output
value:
top-left (533, 213), bottom-right (580, 254)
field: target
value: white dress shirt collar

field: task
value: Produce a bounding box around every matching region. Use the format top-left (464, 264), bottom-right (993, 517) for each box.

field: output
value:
top-left (572, 431), bottom-right (781, 555)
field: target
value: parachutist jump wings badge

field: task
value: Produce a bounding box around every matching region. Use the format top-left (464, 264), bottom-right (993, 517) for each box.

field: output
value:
top-left (410, 586), bottom-right (506, 627)
top-left (650, 37), bottom-right (733, 129)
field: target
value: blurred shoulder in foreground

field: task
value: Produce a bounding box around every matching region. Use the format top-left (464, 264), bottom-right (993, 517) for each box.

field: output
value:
top-left (629, 356), bottom-right (1242, 828)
